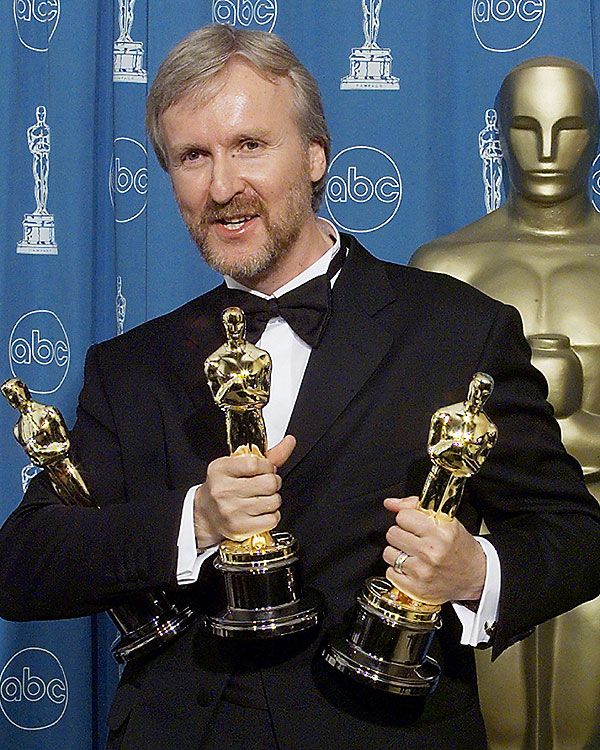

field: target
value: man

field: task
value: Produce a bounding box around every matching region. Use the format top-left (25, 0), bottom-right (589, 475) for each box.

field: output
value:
top-left (0, 26), bottom-right (599, 750)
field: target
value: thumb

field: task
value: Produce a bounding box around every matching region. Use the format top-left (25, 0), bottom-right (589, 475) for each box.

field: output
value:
top-left (383, 495), bottom-right (420, 512)
top-left (267, 435), bottom-right (297, 469)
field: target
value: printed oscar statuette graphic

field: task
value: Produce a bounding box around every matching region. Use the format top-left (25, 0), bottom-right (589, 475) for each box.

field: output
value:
top-left (341, 0), bottom-right (399, 90)
top-left (113, 0), bottom-right (147, 83)
top-left (17, 106), bottom-right (58, 255)
top-left (203, 307), bottom-right (323, 638)
top-left (479, 108), bottom-right (504, 214)
top-left (1, 378), bottom-right (197, 663)
top-left (323, 373), bottom-right (497, 695)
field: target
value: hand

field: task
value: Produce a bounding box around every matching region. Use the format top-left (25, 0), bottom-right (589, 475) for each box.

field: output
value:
top-left (194, 435), bottom-right (296, 548)
top-left (382, 496), bottom-right (486, 605)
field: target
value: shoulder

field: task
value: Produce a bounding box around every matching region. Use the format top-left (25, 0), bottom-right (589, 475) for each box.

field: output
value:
top-left (409, 211), bottom-right (508, 279)
top-left (89, 285), bottom-right (223, 365)
top-left (353, 238), bottom-right (504, 316)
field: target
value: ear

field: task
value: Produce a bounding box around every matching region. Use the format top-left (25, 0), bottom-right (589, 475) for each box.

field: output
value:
top-left (308, 141), bottom-right (327, 184)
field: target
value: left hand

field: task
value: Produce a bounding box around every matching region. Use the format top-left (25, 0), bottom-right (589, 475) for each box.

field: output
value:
top-left (382, 496), bottom-right (486, 605)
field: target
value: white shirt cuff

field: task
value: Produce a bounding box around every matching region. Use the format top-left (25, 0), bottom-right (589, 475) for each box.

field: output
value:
top-left (176, 485), bottom-right (218, 585)
top-left (452, 536), bottom-right (500, 646)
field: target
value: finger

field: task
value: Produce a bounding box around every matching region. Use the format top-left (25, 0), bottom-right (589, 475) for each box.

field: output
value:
top-left (226, 511), bottom-right (281, 541)
top-left (383, 496), bottom-right (419, 512)
top-left (246, 493), bottom-right (282, 517)
top-left (267, 435), bottom-right (296, 468)
top-left (382, 544), bottom-right (414, 573)
top-left (385, 525), bottom-right (422, 555)
top-left (214, 453), bottom-right (275, 479)
top-left (393, 508), bottom-right (440, 537)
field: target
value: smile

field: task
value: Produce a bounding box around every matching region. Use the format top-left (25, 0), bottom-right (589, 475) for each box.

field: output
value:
top-left (218, 215), bottom-right (257, 229)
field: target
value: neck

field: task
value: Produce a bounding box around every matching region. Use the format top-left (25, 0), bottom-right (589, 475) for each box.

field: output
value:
top-left (506, 190), bottom-right (593, 234)
top-left (239, 215), bottom-right (332, 296)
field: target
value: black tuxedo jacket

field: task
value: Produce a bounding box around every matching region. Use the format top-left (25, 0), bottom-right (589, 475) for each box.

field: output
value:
top-left (1, 235), bottom-right (599, 749)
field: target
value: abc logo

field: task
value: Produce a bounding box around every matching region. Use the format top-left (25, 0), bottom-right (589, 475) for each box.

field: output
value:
top-left (109, 137), bottom-right (148, 224)
top-left (590, 153), bottom-right (600, 213)
top-left (0, 648), bottom-right (68, 731)
top-left (472, 0), bottom-right (545, 52)
top-left (13, 0), bottom-right (60, 53)
top-left (9, 310), bottom-right (70, 395)
top-left (212, 0), bottom-right (277, 32)
top-left (325, 146), bottom-right (402, 234)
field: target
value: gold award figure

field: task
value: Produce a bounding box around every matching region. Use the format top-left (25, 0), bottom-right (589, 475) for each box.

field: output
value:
top-left (204, 307), bottom-right (274, 552)
top-left (411, 57), bottom-right (600, 750)
top-left (324, 373), bottom-right (496, 695)
top-left (1, 378), bottom-right (90, 506)
top-left (387, 372), bottom-right (497, 605)
top-left (1, 378), bottom-right (197, 663)
top-left (203, 307), bottom-right (322, 638)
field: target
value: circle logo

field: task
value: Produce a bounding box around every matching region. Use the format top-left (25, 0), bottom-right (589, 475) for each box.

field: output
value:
top-left (0, 648), bottom-right (68, 731)
top-left (212, 0), bottom-right (277, 32)
top-left (472, 0), bottom-right (545, 52)
top-left (13, 0), bottom-right (60, 52)
top-left (590, 153), bottom-right (600, 213)
top-left (109, 137), bottom-right (148, 224)
top-left (8, 310), bottom-right (70, 395)
top-left (325, 146), bottom-right (402, 233)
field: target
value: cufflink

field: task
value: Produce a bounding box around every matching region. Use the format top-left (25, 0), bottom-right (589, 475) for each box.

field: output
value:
top-left (484, 620), bottom-right (496, 638)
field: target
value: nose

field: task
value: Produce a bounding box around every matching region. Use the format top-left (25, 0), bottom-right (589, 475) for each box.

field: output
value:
top-left (539, 125), bottom-right (554, 162)
top-left (209, 153), bottom-right (245, 204)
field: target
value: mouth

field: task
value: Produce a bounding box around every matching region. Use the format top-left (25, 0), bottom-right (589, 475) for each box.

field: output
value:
top-left (529, 170), bottom-right (564, 177)
top-left (214, 214), bottom-right (258, 230)
top-left (208, 213), bottom-right (261, 239)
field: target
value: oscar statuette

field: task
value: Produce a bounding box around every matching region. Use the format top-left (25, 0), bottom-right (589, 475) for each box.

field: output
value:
top-left (203, 306), bottom-right (323, 638)
top-left (323, 372), bottom-right (497, 695)
top-left (1, 378), bottom-right (197, 663)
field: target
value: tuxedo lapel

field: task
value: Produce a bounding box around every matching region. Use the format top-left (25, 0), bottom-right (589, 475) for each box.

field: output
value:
top-left (281, 236), bottom-right (396, 478)
top-left (152, 239), bottom-right (399, 472)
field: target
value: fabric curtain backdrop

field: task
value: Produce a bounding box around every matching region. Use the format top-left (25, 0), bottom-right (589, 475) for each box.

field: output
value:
top-left (0, 1), bottom-right (598, 747)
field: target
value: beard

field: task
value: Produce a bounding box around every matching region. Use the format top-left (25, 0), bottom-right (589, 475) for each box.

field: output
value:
top-left (181, 164), bottom-right (315, 284)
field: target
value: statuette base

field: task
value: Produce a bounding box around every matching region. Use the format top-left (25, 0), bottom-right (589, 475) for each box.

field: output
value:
top-left (341, 47), bottom-right (399, 90)
top-left (111, 604), bottom-right (197, 664)
top-left (113, 41), bottom-right (147, 83)
top-left (323, 577), bottom-right (441, 696)
top-left (206, 531), bottom-right (323, 639)
top-left (17, 213), bottom-right (58, 255)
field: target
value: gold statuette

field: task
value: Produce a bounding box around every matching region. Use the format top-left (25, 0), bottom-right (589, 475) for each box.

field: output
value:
top-left (323, 373), bottom-right (497, 696)
top-left (203, 307), bottom-right (322, 638)
top-left (204, 306), bottom-right (274, 553)
top-left (1, 378), bottom-right (197, 663)
top-left (2, 378), bottom-right (91, 506)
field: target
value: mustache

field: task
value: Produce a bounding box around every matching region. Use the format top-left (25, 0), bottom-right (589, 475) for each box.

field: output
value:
top-left (198, 194), bottom-right (266, 224)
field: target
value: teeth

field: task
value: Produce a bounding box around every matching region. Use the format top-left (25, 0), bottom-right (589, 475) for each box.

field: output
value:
top-left (222, 216), bottom-right (253, 229)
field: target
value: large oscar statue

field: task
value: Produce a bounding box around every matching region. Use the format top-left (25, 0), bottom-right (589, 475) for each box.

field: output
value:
top-left (203, 307), bottom-right (322, 637)
top-left (1, 378), bottom-right (197, 663)
top-left (323, 373), bottom-right (497, 695)
top-left (411, 57), bottom-right (600, 750)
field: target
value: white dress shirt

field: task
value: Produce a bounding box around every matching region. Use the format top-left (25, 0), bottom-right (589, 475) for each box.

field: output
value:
top-left (176, 218), bottom-right (499, 646)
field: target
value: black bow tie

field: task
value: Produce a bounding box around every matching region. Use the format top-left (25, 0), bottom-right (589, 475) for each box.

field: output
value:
top-left (225, 250), bottom-right (345, 348)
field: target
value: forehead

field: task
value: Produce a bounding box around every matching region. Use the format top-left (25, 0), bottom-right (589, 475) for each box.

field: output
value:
top-left (508, 67), bottom-right (592, 121)
top-left (162, 58), bottom-right (299, 139)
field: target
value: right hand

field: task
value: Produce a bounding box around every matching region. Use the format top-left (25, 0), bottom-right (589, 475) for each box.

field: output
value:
top-left (193, 435), bottom-right (296, 548)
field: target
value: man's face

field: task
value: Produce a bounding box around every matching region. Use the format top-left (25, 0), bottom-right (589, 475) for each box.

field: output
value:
top-left (160, 59), bottom-right (326, 285)
top-left (500, 66), bottom-right (598, 203)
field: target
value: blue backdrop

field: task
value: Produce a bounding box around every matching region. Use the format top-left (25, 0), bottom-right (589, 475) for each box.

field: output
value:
top-left (1, 1), bottom-right (599, 746)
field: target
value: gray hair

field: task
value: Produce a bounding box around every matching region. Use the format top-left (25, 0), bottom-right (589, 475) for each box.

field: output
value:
top-left (146, 24), bottom-right (331, 211)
